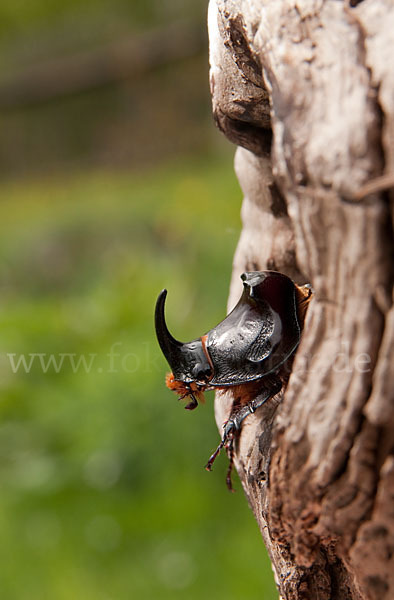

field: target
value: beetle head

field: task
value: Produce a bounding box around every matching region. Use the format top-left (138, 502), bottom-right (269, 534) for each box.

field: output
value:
top-left (155, 289), bottom-right (212, 384)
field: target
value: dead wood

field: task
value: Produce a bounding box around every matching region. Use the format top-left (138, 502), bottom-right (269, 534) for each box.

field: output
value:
top-left (208, 1), bottom-right (394, 598)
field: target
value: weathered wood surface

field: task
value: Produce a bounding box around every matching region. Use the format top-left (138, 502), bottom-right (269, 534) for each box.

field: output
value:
top-left (208, 1), bottom-right (394, 598)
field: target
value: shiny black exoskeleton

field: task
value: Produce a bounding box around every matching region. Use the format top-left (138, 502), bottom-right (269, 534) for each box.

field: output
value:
top-left (155, 270), bottom-right (312, 489)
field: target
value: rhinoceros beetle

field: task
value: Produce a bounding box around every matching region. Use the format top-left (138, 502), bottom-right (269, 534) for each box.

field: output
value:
top-left (155, 270), bottom-right (312, 490)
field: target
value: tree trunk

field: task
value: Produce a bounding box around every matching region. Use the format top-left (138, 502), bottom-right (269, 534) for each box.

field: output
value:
top-left (208, 1), bottom-right (394, 598)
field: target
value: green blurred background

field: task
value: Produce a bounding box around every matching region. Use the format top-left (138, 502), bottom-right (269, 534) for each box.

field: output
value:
top-left (0, 1), bottom-right (277, 598)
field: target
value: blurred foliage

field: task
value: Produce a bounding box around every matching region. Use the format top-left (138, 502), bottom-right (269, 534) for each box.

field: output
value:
top-left (0, 0), bottom-right (207, 41)
top-left (0, 0), bottom-right (212, 178)
top-left (0, 155), bottom-right (277, 599)
top-left (0, 0), bottom-right (278, 596)
top-left (0, 56), bottom-right (214, 179)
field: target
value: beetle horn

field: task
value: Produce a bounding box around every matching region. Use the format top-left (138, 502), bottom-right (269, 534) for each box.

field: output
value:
top-left (155, 290), bottom-right (183, 354)
top-left (155, 289), bottom-right (184, 363)
top-left (155, 289), bottom-right (212, 383)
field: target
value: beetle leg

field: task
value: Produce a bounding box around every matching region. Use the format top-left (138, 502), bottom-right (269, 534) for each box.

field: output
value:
top-left (204, 426), bottom-right (237, 491)
top-left (205, 439), bottom-right (225, 471)
top-left (225, 434), bottom-right (236, 492)
top-left (205, 381), bottom-right (282, 480)
top-left (224, 380), bottom-right (282, 435)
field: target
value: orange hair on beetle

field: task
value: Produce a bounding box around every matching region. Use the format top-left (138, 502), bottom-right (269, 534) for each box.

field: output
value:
top-left (165, 373), bottom-right (206, 404)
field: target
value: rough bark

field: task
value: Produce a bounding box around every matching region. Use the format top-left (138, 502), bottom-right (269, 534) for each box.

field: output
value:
top-left (208, 1), bottom-right (394, 598)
